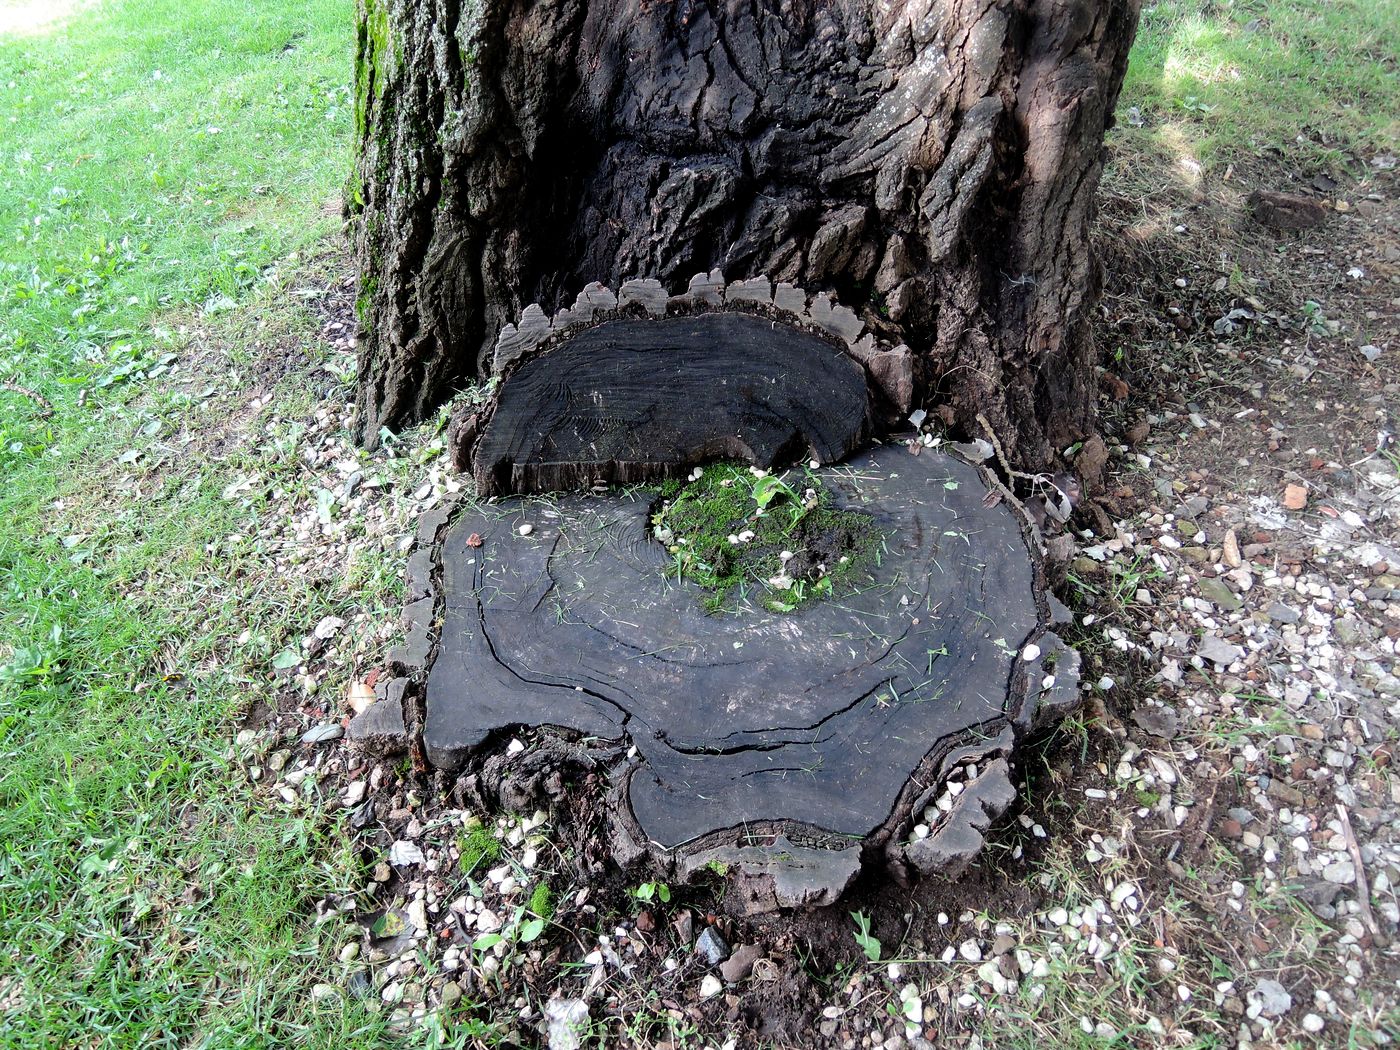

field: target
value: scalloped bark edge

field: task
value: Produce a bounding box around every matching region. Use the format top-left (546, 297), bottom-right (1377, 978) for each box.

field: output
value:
top-left (449, 273), bottom-right (914, 474)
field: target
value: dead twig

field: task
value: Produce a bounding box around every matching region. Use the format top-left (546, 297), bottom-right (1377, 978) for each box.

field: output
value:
top-left (1336, 803), bottom-right (1388, 947)
top-left (1, 381), bottom-right (54, 418)
top-left (975, 411), bottom-right (1047, 545)
top-left (976, 411), bottom-right (1040, 483)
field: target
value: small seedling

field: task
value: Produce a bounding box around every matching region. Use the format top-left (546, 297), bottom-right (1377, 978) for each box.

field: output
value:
top-left (851, 910), bottom-right (882, 962)
top-left (633, 881), bottom-right (671, 904)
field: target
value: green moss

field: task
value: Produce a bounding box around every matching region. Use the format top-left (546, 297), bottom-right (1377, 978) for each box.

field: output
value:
top-left (353, 0), bottom-right (394, 142)
top-left (458, 825), bottom-right (502, 873)
top-left (527, 881), bottom-right (554, 921)
top-left (650, 463), bottom-right (882, 615)
top-left (355, 276), bottom-right (377, 324)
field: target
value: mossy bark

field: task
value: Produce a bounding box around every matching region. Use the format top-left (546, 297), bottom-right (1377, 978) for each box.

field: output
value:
top-left (349, 0), bottom-right (1140, 469)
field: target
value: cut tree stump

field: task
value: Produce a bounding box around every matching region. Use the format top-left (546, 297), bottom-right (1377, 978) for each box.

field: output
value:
top-left (458, 277), bottom-right (913, 496)
top-left (472, 313), bottom-right (872, 497)
top-left (417, 442), bottom-right (1078, 911)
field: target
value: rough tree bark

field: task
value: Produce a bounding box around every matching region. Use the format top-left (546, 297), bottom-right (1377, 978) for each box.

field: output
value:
top-left (350, 0), bottom-right (1139, 470)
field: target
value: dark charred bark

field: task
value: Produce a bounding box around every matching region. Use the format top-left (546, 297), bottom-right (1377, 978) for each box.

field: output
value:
top-left (350, 0), bottom-right (1139, 470)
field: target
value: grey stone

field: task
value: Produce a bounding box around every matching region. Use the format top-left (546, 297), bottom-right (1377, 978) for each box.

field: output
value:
top-left (1266, 601), bottom-right (1301, 624)
top-left (1335, 618), bottom-right (1365, 645)
top-left (1179, 496), bottom-right (1209, 518)
top-left (1294, 878), bottom-right (1343, 910)
top-left (1251, 978), bottom-right (1292, 1018)
top-left (348, 970), bottom-right (373, 1000)
top-left (301, 722), bottom-right (344, 745)
top-left (1131, 704), bottom-right (1179, 739)
top-left (350, 797), bottom-right (377, 830)
top-left (544, 997), bottom-right (590, 1050)
top-left (695, 926), bottom-right (730, 965)
top-left (1322, 860), bottom-right (1356, 885)
top-left (1197, 635), bottom-right (1242, 666)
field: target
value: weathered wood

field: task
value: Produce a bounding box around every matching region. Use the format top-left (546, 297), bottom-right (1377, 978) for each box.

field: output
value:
top-left (471, 312), bottom-right (875, 496)
top-left (423, 444), bottom-right (1074, 902)
top-left (350, 0), bottom-right (1140, 470)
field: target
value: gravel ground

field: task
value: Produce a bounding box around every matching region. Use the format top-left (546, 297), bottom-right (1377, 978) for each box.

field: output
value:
top-left (224, 162), bottom-right (1399, 1048)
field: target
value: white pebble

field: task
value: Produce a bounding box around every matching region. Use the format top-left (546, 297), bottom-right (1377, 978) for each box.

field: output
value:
top-left (518, 523), bottom-right (533, 536)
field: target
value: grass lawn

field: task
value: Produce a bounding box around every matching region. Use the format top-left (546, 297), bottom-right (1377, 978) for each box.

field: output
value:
top-left (1116, 0), bottom-right (1398, 171)
top-left (0, 1), bottom-right (405, 1045)
top-left (0, 0), bottom-right (1394, 1046)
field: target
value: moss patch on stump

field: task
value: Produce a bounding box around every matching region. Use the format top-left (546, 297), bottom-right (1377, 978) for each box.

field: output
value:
top-left (650, 463), bottom-right (882, 615)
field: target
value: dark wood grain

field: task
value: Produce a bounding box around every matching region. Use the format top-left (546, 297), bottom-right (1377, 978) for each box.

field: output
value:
top-left (427, 443), bottom-right (1048, 853)
top-left (472, 312), bottom-right (873, 496)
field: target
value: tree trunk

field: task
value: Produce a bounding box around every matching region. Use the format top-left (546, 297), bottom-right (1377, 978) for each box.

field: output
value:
top-left (350, 0), bottom-right (1139, 471)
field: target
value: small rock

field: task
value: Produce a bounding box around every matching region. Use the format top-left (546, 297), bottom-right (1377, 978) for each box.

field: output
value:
top-left (1266, 601), bottom-right (1301, 624)
top-left (518, 523), bottom-right (534, 537)
top-left (388, 840), bottom-right (425, 867)
top-left (301, 723), bottom-right (344, 745)
top-left (311, 983), bottom-right (340, 1003)
top-left (1321, 860), bottom-right (1355, 885)
top-left (991, 933), bottom-right (1015, 956)
top-left (1302, 1013), bottom-right (1325, 1033)
top-left (347, 970), bottom-right (372, 1000)
top-left (1197, 635), bottom-right (1242, 667)
top-left (1222, 529), bottom-right (1242, 568)
top-left (1282, 483), bottom-right (1308, 511)
top-left (1197, 577), bottom-right (1241, 611)
top-left (1131, 705), bottom-right (1179, 739)
top-left (543, 997), bottom-right (590, 1050)
top-left (1250, 978), bottom-right (1292, 1018)
top-left (695, 926), bottom-right (730, 965)
top-left (699, 974), bottom-right (724, 999)
top-left (313, 615), bottom-right (345, 640)
top-left (719, 943), bottom-right (763, 983)
top-left (1295, 879), bottom-right (1343, 910)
